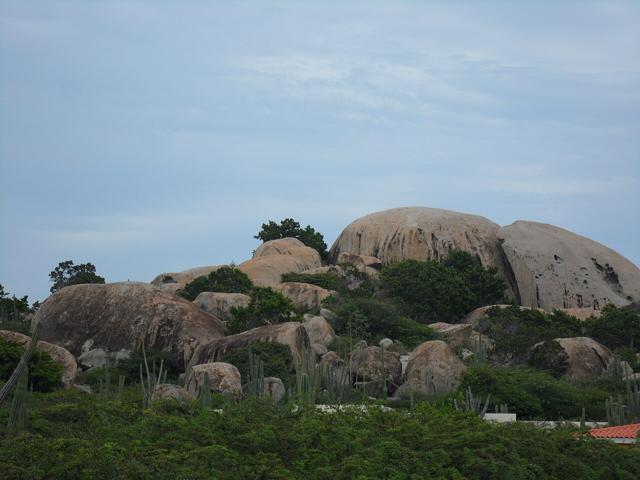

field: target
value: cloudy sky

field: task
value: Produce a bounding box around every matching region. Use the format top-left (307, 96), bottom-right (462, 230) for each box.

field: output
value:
top-left (1, 1), bottom-right (639, 302)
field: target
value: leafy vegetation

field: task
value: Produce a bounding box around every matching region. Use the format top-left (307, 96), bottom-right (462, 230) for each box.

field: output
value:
top-left (475, 306), bottom-right (581, 362)
top-left (584, 304), bottom-right (640, 353)
top-left (179, 266), bottom-right (254, 301)
top-left (528, 340), bottom-right (570, 378)
top-left (0, 338), bottom-right (62, 392)
top-left (227, 287), bottom-right (295, 334)
top-left (282, 263), bottom-right (377, 298)
top-left (255, 218), bottom-right (328, 260)
top-left (1, 390), bottom-right (639, 479)
top-left (380, 251), bottom-right (506, 323)
top-left (221, 342), bottom-right (294, 387)
top-left (0, 284), bottom-right (33, 334)
top-left (49, 260), bottom-right (105, 293)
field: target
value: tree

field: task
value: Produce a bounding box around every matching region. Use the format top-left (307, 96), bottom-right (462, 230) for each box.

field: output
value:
top-left (227, 287), bottom-right (295, 334)
top-left (179, 266), bottom-right (254, 301)
top-left (255, 218), bottom-right (328, 260)
top-left (49, 261), bottom-right (105, 293)
top-left (0, 284), bottom-right (31, 322)
top-left (584, 304), bottom-right (640, 352)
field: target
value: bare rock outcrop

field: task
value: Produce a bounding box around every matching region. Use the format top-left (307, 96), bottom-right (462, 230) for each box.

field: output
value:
top-left (262, 377), bottom-right (286, 403)
top-left (186, 362), bottom-right (242, 396)
top-left (239, 238), bottom-right (322, 287)
top-left (462, 305), bottom-right (541, 328)
top-left (187, 322), bottom-right (310, 370)
top-left (399, 340), bottom-right (466, 396)
top-left (150, 384), bottom-right (193, 404)
top-left (328, 207), bottom-right (508, 277)
top-left (547, 337), bottom-right (611, 381)
top-left (498, 221), bottom-right (640, 310)
top-left (0, 330), bottom-right (78, 388)
top-left (274, 282), bottom-right (334, 311)
top-left (428, 322), bottom-right (472, 349)
top-left (303, 315), bottom-right (336, 347)
top-left (35, 282), bottom-right (225, 370)
top-left (193, 292), bottom-right (251, 321)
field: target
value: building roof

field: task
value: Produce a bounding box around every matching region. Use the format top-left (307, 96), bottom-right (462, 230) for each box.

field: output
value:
top-left (589, 423), bottom-right (640, 439)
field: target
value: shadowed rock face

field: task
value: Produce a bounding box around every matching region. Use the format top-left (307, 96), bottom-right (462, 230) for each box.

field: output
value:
top-left (35, 282), bottom-right (225, 370)
top-left (187, 322), bottom-right (310, 372)
top-left (239, 238), bottom-right (323, 287)
top-left (0, 330), bottom-right (78, 388)
top-left (499, 221), bottom-right (640, 310)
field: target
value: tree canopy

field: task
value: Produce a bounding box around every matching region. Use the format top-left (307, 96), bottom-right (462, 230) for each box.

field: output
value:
top-left (255, 218), bottom-right (328, 260)
top-left (49, 261), bottom-right (105, 293)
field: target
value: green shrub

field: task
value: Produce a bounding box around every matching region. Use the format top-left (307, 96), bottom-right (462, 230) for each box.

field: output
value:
top-left (220, 342), bottom-right (294, 387)
top-left (476, 306), bottom-right (581, 362)
top-left (380, 251), bottom-right (506, 323)
top-left (282, 263), bottom-right (377, 298)
top-left (49, 260), bottom-right (105, 293)
top-left (179, 266), bottom-right (254, 301)
top-left (584, 304), bottom-right (640, 352)
top-left (528, 340), bottom-right (570, 378)
top-left (255, 218), bottom-right (329, 260)
top-left (0, 338), bottom-right (62, 392)
top-left (227, 287), bottom-right (295, 334)
top-left (0, 284), bottom-right (33, 334)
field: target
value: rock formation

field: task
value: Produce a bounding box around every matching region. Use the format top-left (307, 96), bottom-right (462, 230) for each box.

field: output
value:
top-left (35, 282), bottom-right (225, 370)
top-left (186, 362), bottom-right (242, 396)
top-left (193, 292), bottom-right (251, 321)
top-left (399, 340), bottom-right (466, 396)
top-left (544, 337), bottom-right (611, 381)
top-left (349, 346), bottom-right (402, 395)
top-left (274, 282), bottom-right (334, 311)
top-left (239, 238), bottom-right (322, 287)
top-left (302, 315), bottom-right (336, 347)
top-left (499, 221), bottom-right (640, 310)
top-left (187, 322), bottom-right (310, 370)
top-left (151, 265), bottom-right (225, 292)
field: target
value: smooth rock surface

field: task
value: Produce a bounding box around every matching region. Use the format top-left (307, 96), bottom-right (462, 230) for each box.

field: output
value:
top-left (554, 337), bottom-right (611, 381)
top-left (499, 221), bottom-right (640, 310)
top-left (186, 362), bottom-right (242, 396)
top-left (274, 282), bottom-right (334, 311)
top-left (349, 346), bottom-right (402, 395)
top-left (400, 340), bottom-right (466, 396)
top-left (151, 265), bottom-right (225, 291)
top-left (428, 322), bottom-right (472, 349)
top-left (263, 377), bottom-right (286, 403)
top-left (193, 292), bottom-right (251, 321)
top-left (35, 282), bottom-right (225, 370)
top-left (303, 315), bottom-right (336, 347)
top-left (150, 384), bottom-right (193, 404)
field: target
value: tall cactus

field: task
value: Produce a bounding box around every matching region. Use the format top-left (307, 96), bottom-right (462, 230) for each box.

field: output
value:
top-left (378, 344), bottom-right (387, 400)
top-left (0, 321), bottom-right (41, 406)
top-left (7, 366), bottom-right (29, 432)
top-left (605, 377), bottom-right (640, 426)
top-left (246, 347), bottom-right (265, 397)
top-left (139, 337), bottom-right (165, 408)
top-left (453, 387), bottom-right (491, 418)
top-left (295, 347), bottom-right (323, 405)
top-left (200, 372), bottom-right (212, 408)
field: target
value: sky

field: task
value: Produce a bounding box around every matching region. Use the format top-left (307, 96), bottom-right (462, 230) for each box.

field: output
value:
top-left (1, 1), bottom-right (639, 302)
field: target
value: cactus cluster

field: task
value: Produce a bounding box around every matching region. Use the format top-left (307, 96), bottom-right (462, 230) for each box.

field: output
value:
top-left (453, 387), bottom-right (491, 418)
top-left (605, 377), bottom-right (640, 426)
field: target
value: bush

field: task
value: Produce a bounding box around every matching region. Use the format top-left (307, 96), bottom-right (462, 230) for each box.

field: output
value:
top-left (282, 263), bottom-right (377, 298)
top-left (380, 251), bottom-right (506, 323)
top-left (49, 260), bottom-right (105, 293)
top-left (0, 284), bottom-right (33, 334)
top-left (528, 340), bottom-right (570, 378)
top-left (584, 304), bottom-right (640, 352)
top-left (460, 365), bottom-right (607, 420)
top-left (220, 342), bottom-right (294, 387)
top-left (0, 338), bottom-right (62, 392)
top-left (179, 266), bottom-right (254, 301)
top-left (227, 288), bottom-right (295, 334)
top-left (476, 306), bottom-right (581, 362)
top-left (255, 218), bottom-right (328, 260)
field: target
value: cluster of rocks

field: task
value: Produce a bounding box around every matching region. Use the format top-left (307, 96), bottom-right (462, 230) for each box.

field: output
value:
top-left (12, 206), bottom-right (638, 397)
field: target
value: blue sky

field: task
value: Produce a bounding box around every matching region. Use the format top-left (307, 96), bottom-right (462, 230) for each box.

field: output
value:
top-left (1, 1), bottom-right (639, 302)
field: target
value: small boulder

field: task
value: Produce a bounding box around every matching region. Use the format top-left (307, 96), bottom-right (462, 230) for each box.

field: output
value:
top-left (303, 315), bottom-right (336, 347)
top-left (193, 292), bottom-right (251, 321)
top-left (379, 338), bottom-right (393, 349)
top-left (554, 337), bottom-right (611, 381)
top-left (274, 282), bottom-right (334, 311)
top-left (186, 362), bottom-right (242, 397)
top-left (150, 384), bottom-right (193, 404)
top-left (262, 377), bottom-right (286, 403)
top-left (0, 330), bottom-right (78, 388)
top-left (400, 340), bottom-right (466, 396)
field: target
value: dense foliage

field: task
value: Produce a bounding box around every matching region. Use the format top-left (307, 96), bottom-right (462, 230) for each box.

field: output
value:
top-left (0, 338), bottom-right (62, 392)
top-left (380, 251), bottom-right (506, 322)
top-left (282, 264), bottom-right (376, 298)
top-left (49, 260), bottom-right (105, 293)
top-left (584, 304), bottom-right (640, 352)
top-left (227, 287), bottom-right (295, 334)
top-left (461, 365), bottom-right (617, 421)
top-left (255, 218), bottom-right (329, 260)
top-left (179, 266), bottom-right (254, 301)
top-left (476, 306), bottom-right (582, 362)
top-left (0, 284), bottom-right (33, 334)
top-left (1, 391), bottom-right (639, 479)
top-left (221, 342), bottom-right (294, 387)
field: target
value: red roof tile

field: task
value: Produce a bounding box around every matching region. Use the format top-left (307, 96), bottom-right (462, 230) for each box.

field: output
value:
top-left (589, 423), bottom-right (640, 439)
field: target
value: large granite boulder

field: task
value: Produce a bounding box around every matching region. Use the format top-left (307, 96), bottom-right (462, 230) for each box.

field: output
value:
top-left (400, 340), bottom-right (466, 396)
top-left (150, 384), bottom-right (193, 404)
top-left (193, 292), bottom-right (251, 321)
top-left (187, 322), bottom-right (310, 370)
top-left (186, 362), bottom-right (242, 397)
top-left (274, 282), bottom-right (334, 311)
top-left (498, 221), bottom-right (640, 310)
top-left (349, 346), bottom-right (402, 395)
top-left (239, 238), bottom-right (322, 287)
top-left (35, 282), bottom-right (225, 370)
top-left (428, 322), bottom-right (473, 349)
top-left (0, 330), bottom-right (78, 388)
top-left (328, 207), bottom-right (508, 276)
top-left (535, 337), bottom-right (612, 381)
top-left (151, 265), bottom-right (225, 292)
top-left (302, 315), bottom-right (336, 347)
